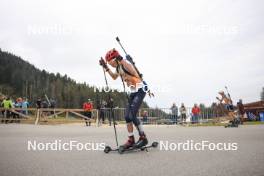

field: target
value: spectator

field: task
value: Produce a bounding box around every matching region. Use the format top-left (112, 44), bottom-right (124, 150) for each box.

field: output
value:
top-left (41, 100), bottom-right (49, 122)
top-left (180, 103), bottom-right (187, 124)
top-left (107, 98), bottom-right (114, 126)
top-left (142, 110), bottom-right (148, 124)
top-left (100, 100), bottom-right (107, 124)
top-left (191, 104), bottom-right (200, 124)
top-left (170, 103), bottom-right (178, 124)
top-left (96, 99), bottom-right (102, 125)
top-left (49, 98), bottom-right (56, 117)
top-left (83, 99), bottom-right (93, 126)
top-left (36, 97), bottom-right (42, 109)
top-left (50, 98), bottom-right (56, 109)
top-left (21, 98), bottom-right (29, 115)
top-left (13, 97), bottom-right (22, 123)
top-left (237, 99), bottom-right (245, 124)
top-left (2, 97), bottom-right (13, 124)
top-left (0, 96), bottom-right (5, 121)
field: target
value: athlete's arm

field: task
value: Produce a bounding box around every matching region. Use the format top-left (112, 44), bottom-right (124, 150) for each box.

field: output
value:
top-left (99, 58), bottom-right (119, 80)
top-left (107, 69), bottom-right (119, 80)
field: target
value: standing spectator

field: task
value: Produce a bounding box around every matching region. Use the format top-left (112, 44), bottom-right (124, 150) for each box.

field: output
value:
top-left (50, 99), bottom-right (56, 108)
top-left (83, 99), bottom-right (93, 126)
top-left (170, 103), bottom-right (178, 124)
top-left (35, 97), bottom-right (42, 122)
top-left (191, 104), bottom-right (200, 124)
top-left (41, 100), bottom-right (49, 122)
top-left (142, 110), bottom-right (148, 124)
top-left (21, 98), bottom-right (29, 115)
top-left (13, 98), bottom-right (22, 123)
top-left (2, 97), bottom-right (13, 124)
top-left (180, 103), bottom-right (187, 124)
top-left (96, 99), bottom-right (101, 125)
top-left (0, 96), bottom-right (5, 121)
top-left (36, 97), bottom-right (42, 109)
top-left (100, 100), bottom-right (107, 124)
top-left (107, 98), bottom-right (114, 126)
top-left (237, 99), bottom-right (245, 124)
top-left (49, 98), bottom-right (56, 118)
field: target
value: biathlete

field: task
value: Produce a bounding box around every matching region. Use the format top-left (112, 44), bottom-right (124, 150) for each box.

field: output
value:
top-left (216, 91), bottom-right (236, 122)
top-left (99, 48), bottom-right (148, 149)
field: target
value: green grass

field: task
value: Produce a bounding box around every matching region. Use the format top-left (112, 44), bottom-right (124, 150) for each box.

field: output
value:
top-left (243, 121), bottom-right (264, 125)
top-left (187, 123), bottom-right (225, 127)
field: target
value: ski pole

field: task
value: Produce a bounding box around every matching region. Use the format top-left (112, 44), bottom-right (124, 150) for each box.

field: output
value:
top-left (101, 60), bottom-right (119, 147)
top-left (102, 64), bottom-right (109, 87)
top-left (115, 36), bottom-right (143, 79)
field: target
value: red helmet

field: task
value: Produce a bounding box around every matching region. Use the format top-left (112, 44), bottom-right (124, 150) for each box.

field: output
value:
top-left (105, 49), bottom-right (120, 62)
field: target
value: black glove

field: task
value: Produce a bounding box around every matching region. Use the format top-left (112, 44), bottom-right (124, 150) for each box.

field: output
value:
top-left (115, 55), bottom-right (123, 62)
top-left (99, 58), bottom-right (108, 70)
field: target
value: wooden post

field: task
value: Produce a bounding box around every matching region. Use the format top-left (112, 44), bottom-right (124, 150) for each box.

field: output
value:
top-left (65, 111), bottom-right (69, 119)
top-left (96, 110), bottom-right (99, 127)
top-left (35, 109), bottom-right (39, 125)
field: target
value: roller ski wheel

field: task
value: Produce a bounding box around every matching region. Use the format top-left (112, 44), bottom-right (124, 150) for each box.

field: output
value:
top-left (104, 146), bottom-right (112, 153)
top-left (152, 142), bottom-right (158, 148)
top-left (118, 145), bottom-right (126, 154)
top-left (140, 142), bottom-right (157, 151)
top-left (118, 136), bottom-right (135, 154)
top-left (141, 141), bottom-right (158, 149)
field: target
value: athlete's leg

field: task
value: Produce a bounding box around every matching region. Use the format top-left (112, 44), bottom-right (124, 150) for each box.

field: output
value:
top-left (126, 89), bottom-right (148, 148)
top-left (126, 89), bottom-right (146, 135)
top-left (122, 94), bottom-right (136, 148)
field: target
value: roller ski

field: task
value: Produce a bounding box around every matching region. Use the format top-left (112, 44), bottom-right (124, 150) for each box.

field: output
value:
top-left (104, 135), bottom-right (158, 154)
top-left (118, 142), bottom-right (158, 154)
top-left (225, 119), bottom-right (239, 128)
top-left (118, 135), bottom-right (148, 154)
top-left (104, 136), bottom-right (135, 154)
top-left (104, 142), bottom-right (159, 154)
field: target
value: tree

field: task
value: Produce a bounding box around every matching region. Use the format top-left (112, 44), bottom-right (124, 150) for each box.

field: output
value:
top-left (199, 103), bottom-right (206, 110)
top-left (261, 87), bottom-right (264, 101)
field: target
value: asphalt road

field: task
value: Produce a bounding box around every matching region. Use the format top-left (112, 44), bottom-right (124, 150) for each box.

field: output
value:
top-left (0, 124), bottom-right (264, 176)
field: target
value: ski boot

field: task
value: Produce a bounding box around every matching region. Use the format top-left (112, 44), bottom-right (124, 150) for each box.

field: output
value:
top-left (134, 134), bottom-right (148, 149)
top-left (118, 136), bottom-right (135, 154)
